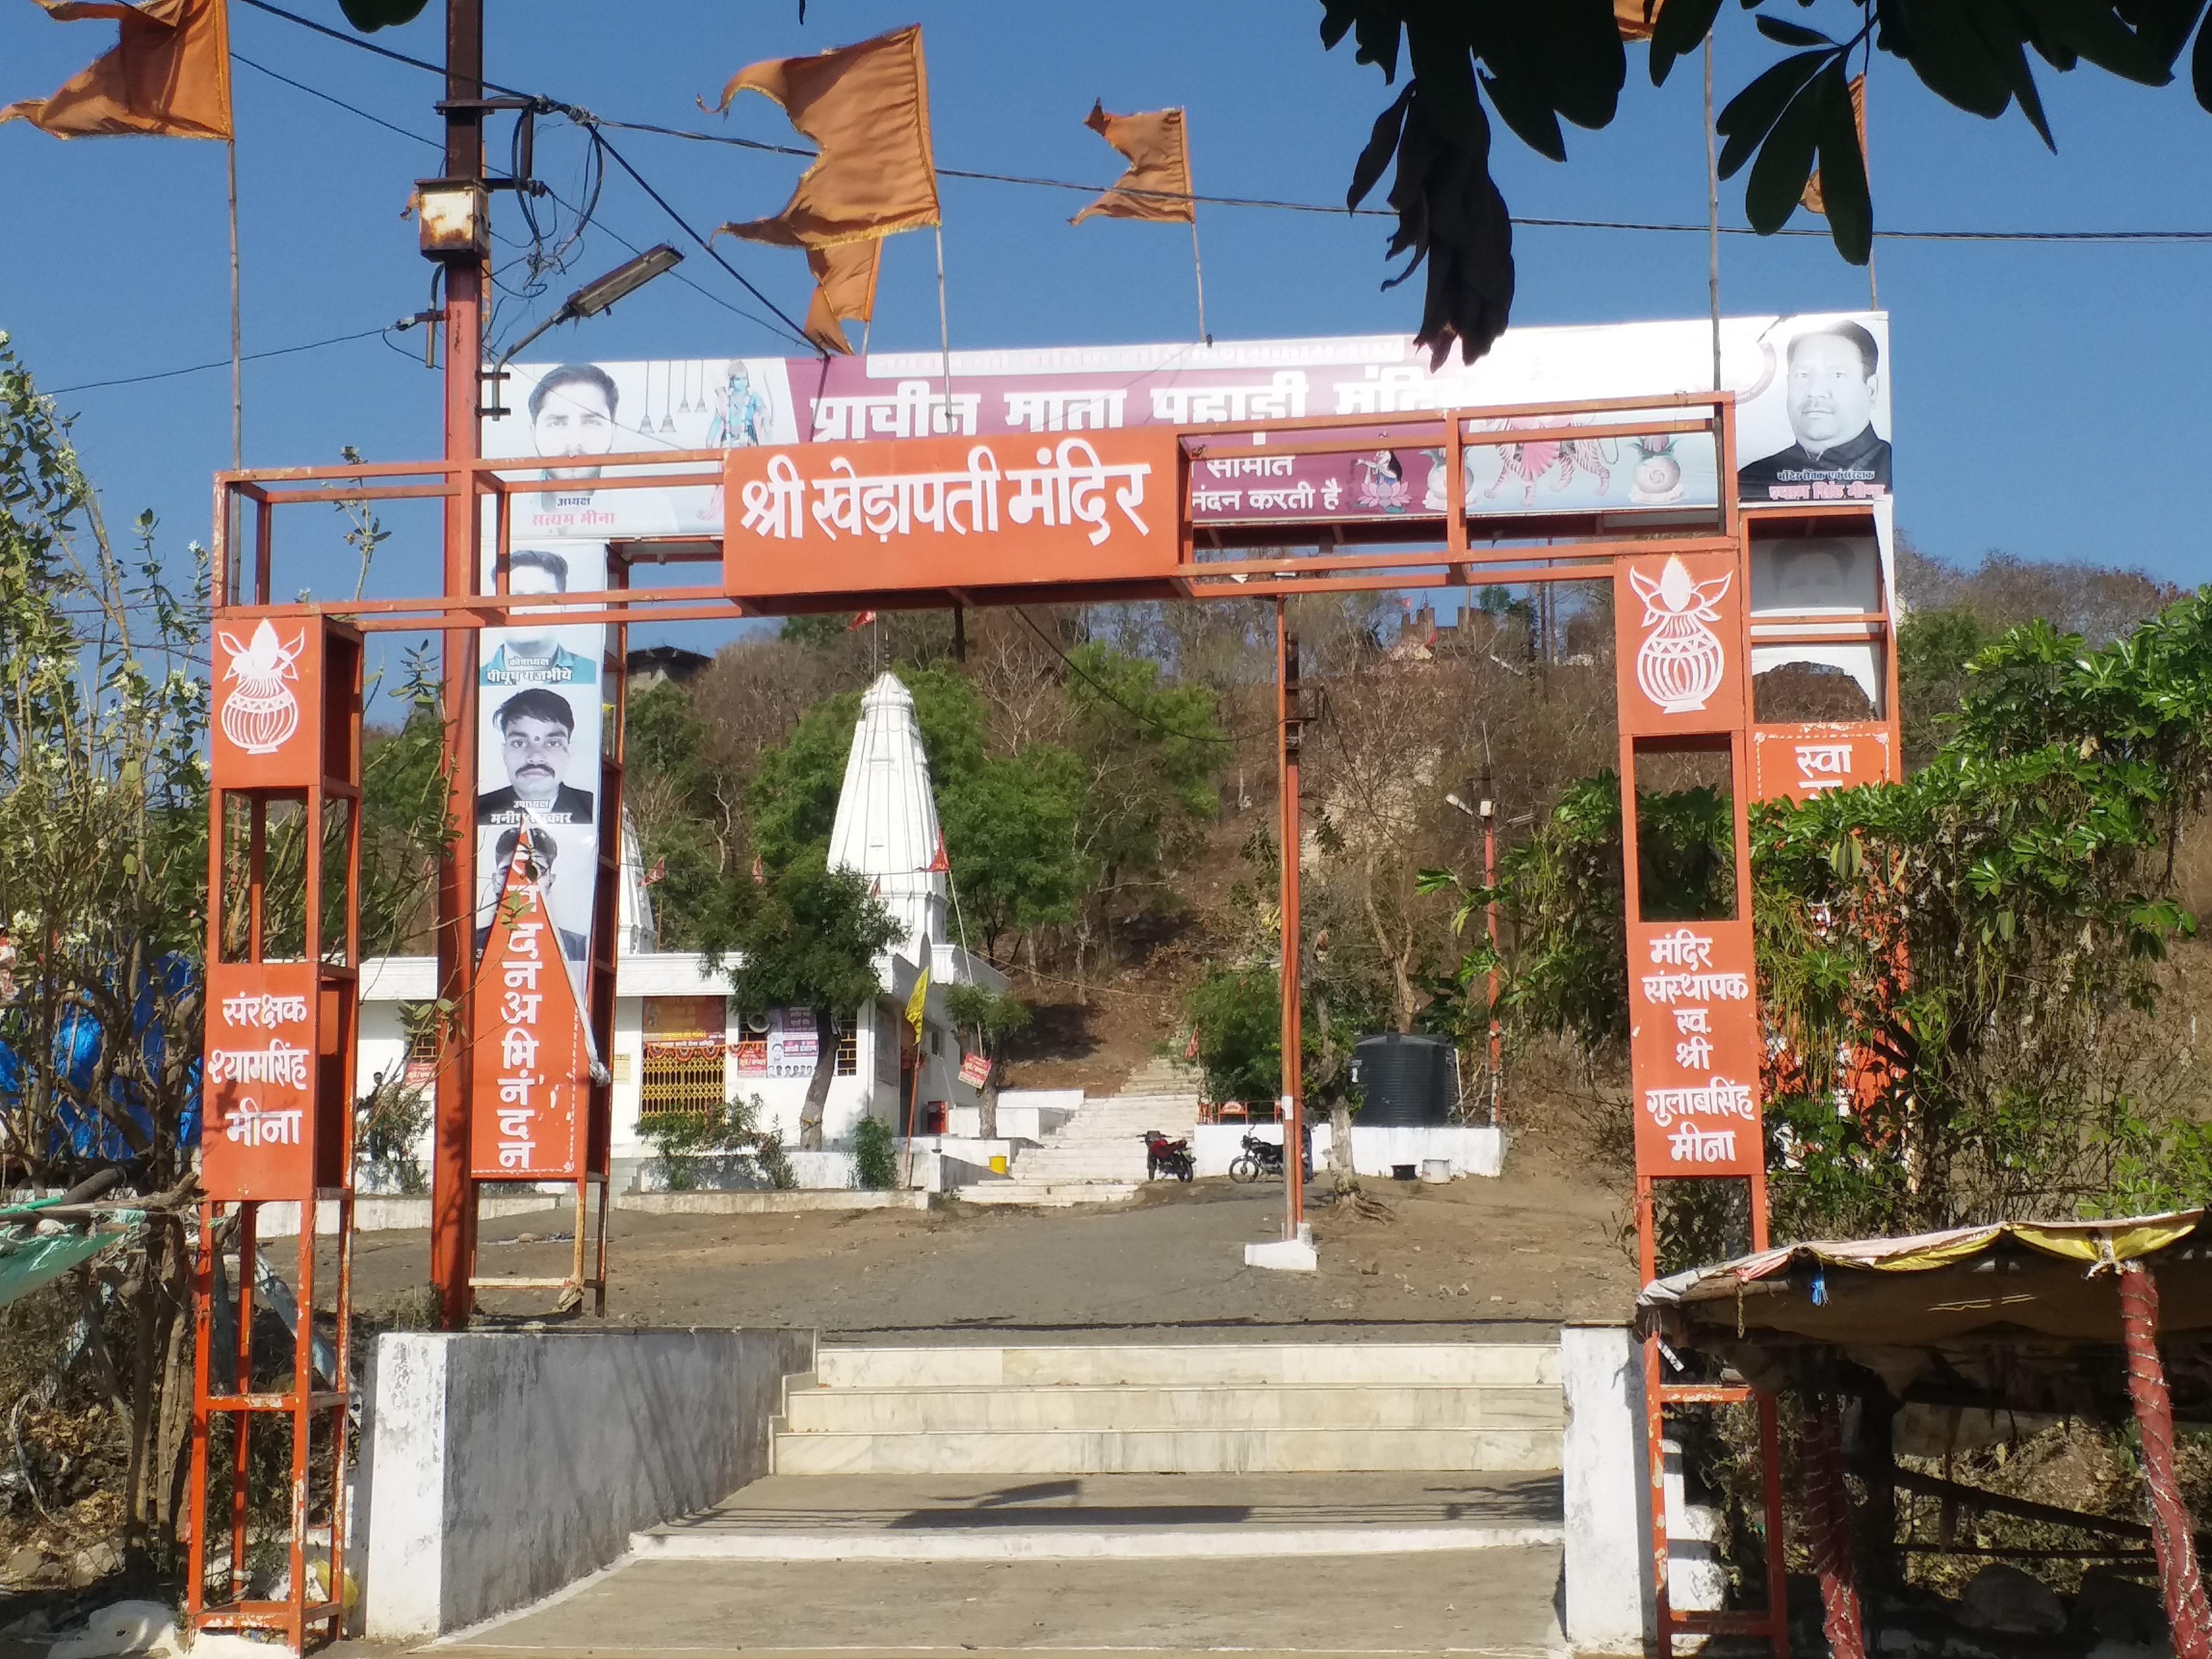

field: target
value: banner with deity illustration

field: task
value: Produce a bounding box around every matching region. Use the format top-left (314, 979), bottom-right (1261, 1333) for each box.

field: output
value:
top-left (494, 311), bottom-right (1888, 549)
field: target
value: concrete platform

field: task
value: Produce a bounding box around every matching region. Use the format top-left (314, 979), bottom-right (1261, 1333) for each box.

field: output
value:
top-left (635, 1471), bottom-right (1565, 1562)
top-left (429, 1545), bottom-right (1568, 1657)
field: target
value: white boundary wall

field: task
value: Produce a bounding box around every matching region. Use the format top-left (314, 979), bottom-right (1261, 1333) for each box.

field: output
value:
top-left (1561, 1323), bottom-right (1657, 1653)
top-left (358, 1327), bottom-right (815, 1637)
top-left (1190, 1123), bottom-right (1504, 1179)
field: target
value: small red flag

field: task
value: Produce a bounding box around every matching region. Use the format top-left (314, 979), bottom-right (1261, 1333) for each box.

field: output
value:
top-left (750, 855), bottom-right (766, 886)
top-left (926, 830), bottom-right (950, 874)
top-left (645, 856), bottom-right (667, 886)
top-left (1185, 1026), bottom-right (1201, 1061)
top-left (847, 610), bottom-right (878, 632)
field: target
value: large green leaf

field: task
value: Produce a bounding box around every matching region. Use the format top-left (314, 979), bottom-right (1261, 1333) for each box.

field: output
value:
top-left (1892, 0), bottom-right (2023, 115)
top-left (1651, 0), bottom-right (1726, 83)
top-left (1813, 62), bottom-right (1872, 263)
top-left (1715, 48), bottom-right (1830, 177)
top-left (1743, 74), bottom-right (1823, 231)
top-left (339, 0), bottom-right (431, 29)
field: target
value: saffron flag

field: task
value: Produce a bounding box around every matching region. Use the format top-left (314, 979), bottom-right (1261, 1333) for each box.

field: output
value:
top-left (925, 830), bottom-right (949, 875)
top-left (905, 967), bottom-right (929, 1039)
top-left (710, 24), bottom-right (940, 249)
top-left (1071, 101), bottom-right (1192, 226)
top-left (803, 236), bottom-right (881, 355)
top-left (1612, 0), bottom-right (1661, 39)
top-left (846, 610), bottom-right (878, 631)
top-left (1802, 77), bottom-right (1866, 216)
top-left (0, 0), bottom-right (232, 139)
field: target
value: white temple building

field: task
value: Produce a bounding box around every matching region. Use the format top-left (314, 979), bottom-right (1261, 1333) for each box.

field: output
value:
top-left (356, 672), bottom-right (1007, 1191)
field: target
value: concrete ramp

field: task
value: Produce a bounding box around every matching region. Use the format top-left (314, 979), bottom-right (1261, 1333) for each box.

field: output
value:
top-left (435, 1539), bottom-right (1568, 1659)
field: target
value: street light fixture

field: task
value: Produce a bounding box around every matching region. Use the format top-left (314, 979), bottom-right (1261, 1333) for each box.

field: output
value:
top-left (481, 243), bottom-right (685, 415)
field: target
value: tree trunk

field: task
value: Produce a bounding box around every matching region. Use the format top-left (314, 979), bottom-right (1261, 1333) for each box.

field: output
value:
top-left (799, 1005), bottom-right (837, 1150)
top-left (979, 1056), bottom-right (999, 1141)
top-left (122, 1220), bottom-right (168, 1564)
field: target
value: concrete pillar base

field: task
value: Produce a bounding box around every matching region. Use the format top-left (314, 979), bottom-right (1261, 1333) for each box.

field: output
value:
top-left (1244, 1223), bottom-right (1317, 1272)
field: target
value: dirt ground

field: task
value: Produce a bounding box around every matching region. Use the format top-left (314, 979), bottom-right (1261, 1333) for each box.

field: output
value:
top-left (342, 1133), bottom-right (1639, 1336)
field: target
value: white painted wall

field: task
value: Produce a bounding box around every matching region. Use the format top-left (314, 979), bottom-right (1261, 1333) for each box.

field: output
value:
top-left (1187, 1122), bottom-right (1504, 1179)
top-left (358, 1327), bottom-right (816, 1637)
top-left (354, 945), bottom-right (1009, 1190)
top-left (1560, 1323), bottom-right (1656, 1655)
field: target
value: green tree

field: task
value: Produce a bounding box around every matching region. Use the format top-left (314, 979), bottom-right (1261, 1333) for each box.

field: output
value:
top-left (1060, 643), bottom-right (1224, 990)
top-left (939, 745), bottom-right (1085, 963)
top-left (1319, 2), bottom-right (2212, 363)
top-left (623, 677), bottom-right (733, 945)
top-left (942, 982), bottom-right (1031, 1137)
top-left (1894, 604), bottom-right (1986, 769)
top-left (1426, 592), bottom-right (2212, 1238)
top-left (697, 854), bottom-right (902, 1149)
top-left (748, 688), bottom-right (863, 867)
top-left (1186, 965), bottom-right (1286, 1110)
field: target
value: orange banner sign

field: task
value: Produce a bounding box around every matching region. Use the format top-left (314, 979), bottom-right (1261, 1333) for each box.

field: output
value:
top-left (1615, 551), bottom-right (1747, 737)
top-left (724, 430), bottom-right (1184, 597)
top-left (202, 961), bottom-right (318, 1200)
top-left (470, 837), bottom-right (590, 1181)
top-left (1627, 919), bottom-right (1764, 1178)
top-left (211, 617), bottom-right (326, 790)
top-left (1752, 722), bottom-right (1894, 803)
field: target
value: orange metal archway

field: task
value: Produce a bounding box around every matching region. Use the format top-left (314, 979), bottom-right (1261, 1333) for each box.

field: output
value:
top-left (194, 392), bottom-right (1897, 1656)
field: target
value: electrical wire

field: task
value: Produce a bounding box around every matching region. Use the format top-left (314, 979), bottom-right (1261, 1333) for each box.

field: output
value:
top-left (47, 328), bottom-right (393, 396)
top-left (232, 0), bottom-right (809, 347)
top-left (583, 130), bottom-right (815, 349)
top-left (232, 0), bottom-right (2212, 248)
top-left (230, 51), bottom-right (441, 149)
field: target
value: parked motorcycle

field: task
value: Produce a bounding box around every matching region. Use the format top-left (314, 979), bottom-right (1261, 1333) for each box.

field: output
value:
top-left (1227, 1128), bottom-right (1311, 1184)
top-left (1142, 1130), bottom-right (1194, 1182)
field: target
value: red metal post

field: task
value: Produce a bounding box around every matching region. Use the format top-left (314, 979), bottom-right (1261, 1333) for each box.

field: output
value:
top-left (2119, 1261), bottom-right (2212, 1659)
top-left (1277, 602), bottom-right (1304, 1235)
top-left (430, 0), bottom-right (487, 1328)
top-left (1803, 1400), bottom-right (1867, 1659)
top-left (1481, 791), bottom-right (1500, 1123)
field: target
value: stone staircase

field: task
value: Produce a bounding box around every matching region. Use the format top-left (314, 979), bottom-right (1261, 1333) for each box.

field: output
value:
top-left (961, 1082), bottom-right (1201, 1207)
top-left (769, 1342), bottom-right (1563, 1476)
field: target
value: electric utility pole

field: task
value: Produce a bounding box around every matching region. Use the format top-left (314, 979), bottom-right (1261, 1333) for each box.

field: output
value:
top-left (427, 0), bottom-right (486, 1328)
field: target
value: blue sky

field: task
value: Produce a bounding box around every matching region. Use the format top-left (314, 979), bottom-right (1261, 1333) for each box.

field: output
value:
top-left (3, 0), bottom-right (2208, 670)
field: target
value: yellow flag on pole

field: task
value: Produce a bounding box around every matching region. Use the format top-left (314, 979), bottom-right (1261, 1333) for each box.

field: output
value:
top-left (905, 968), bottom-right (929, 1039)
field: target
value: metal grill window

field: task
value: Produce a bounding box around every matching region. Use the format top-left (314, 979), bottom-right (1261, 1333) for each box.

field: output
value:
top-left (836, 1019), bottom-right (858, 1076)
top-left (640, 1039), bottom-right (726, 1121)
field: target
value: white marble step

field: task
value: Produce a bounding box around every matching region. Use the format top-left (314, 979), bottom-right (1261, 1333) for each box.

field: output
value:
top-left (783, 1382), bottom-right (1561, 1435)
top-left (957, 1181), bottom-right (1142, 1207)
top-left (814, 1344), bottom-right (1560, 1389)
top-left (772, 1425), bottom-right (1563, 1476)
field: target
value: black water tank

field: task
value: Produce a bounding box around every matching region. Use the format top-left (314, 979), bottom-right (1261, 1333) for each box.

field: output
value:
top-left (1349, 1034), bottom-right (1458, 1126)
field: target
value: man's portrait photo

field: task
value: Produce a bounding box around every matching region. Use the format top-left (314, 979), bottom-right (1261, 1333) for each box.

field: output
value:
top-left (477, 686), bottom-right (596, 827)
top-left (476, 828), bottom-right (590, 964)
top-left (1749, 535), bottom-right (1880, 616)
top-left (531, 363), bottom-right (621, 486)
top-left (482, 549), bottom-right (600, 688)
top-left (1737, 322), bottom-right (1891, 501)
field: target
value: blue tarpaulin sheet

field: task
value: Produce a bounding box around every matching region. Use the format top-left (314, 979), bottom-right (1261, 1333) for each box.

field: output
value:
top-left (0, 955), bottom-right (200, 1162)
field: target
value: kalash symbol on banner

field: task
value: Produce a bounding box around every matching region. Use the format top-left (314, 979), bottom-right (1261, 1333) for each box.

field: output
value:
top-left (1629, 555), bottom-right (1732, 714)
top-left (216, 619), bottom-right (306, 755)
